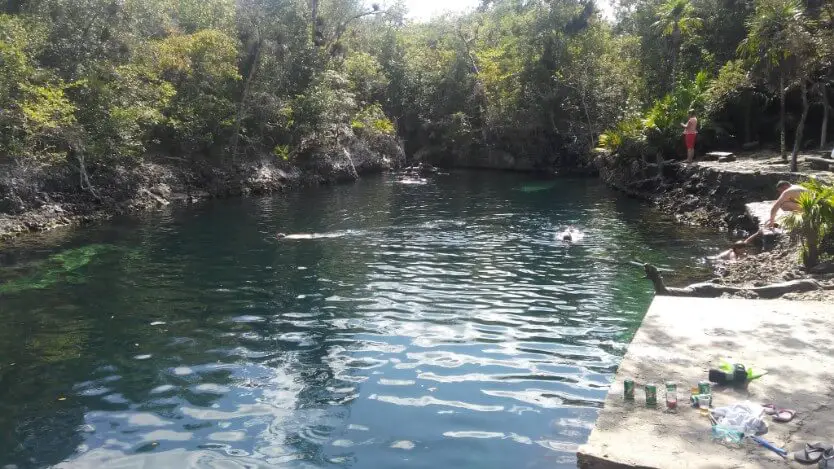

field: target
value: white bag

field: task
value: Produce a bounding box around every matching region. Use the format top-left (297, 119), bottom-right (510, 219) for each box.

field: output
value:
top-left (712, 402), bottom-right (768, 435)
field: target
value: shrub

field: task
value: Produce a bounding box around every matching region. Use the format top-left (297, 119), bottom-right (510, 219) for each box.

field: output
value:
top-left (599, 70), bottom-right (711, 160)
top-left (351, 104), bottom-right (395, 136)
top-left (781, 179), bottom-right (834, 268)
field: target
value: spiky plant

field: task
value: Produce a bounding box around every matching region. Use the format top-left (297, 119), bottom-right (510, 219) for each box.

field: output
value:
top-left (780, 179), bottom-right (834, 268)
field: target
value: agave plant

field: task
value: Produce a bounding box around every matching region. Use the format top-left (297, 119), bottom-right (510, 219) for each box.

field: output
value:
top-left (780, 179), bottom-right (834, 268)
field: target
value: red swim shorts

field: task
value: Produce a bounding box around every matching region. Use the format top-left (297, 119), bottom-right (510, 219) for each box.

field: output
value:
top-left (684, 133), bottom-right (697, 150)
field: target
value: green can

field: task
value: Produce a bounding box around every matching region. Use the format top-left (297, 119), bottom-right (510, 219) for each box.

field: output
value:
top-left (698, 381), bottom-right (711, 396)
top-left (645, 383), bottom-right (658, 407)
top-left (624, 379), bottom-right (635, 400)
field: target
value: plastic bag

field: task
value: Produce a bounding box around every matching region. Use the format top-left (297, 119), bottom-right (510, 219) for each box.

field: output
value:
top-left (712, 402), bottom-right (768, 435)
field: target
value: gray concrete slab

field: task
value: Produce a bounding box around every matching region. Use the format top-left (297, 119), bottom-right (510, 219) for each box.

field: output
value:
top-left (745, 201), bottom-right (779, 227)
top-left (577, 297), bottom-right (834, 469)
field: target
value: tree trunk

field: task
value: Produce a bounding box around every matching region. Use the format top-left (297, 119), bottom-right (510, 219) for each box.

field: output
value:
top-left (780, 72), bottom-right (787, 161)
top-left (230, 38), bottom-right (264, 162)
top-left (579, 82), bottom-right (595, 148)
top-left (743, 95), bottom-right (752, 144)
top-left (643, 264), bottom-right (828, 298)
top-left (310, 0), bottom-right (319, 43)
top-left (670, 41), bottom-right (678, 91)
top-left (821, 85), bottom-right (829, 150)
top-left (804, 225), bottom-right (819, 268)
top-left (669, 24), bottom-right (680, 91)
top-left (791, 79), bottom-right (809, 172)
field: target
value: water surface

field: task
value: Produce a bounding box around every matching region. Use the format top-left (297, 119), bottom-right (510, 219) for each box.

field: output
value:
top-left (0, 172), bottom-right (724, 469)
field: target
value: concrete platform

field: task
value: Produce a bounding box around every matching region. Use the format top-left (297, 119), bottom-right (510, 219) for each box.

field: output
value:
top-left (577, 297), bottom-right (834, 469)
top-left (745, 201), bottom-right (780, 227)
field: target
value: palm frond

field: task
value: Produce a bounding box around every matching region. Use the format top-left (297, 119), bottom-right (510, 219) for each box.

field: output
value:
top-left (782, 180), bottom-right (834, 267)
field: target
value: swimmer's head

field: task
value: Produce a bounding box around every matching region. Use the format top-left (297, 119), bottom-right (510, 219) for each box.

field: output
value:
top-left (562, 233), bottom-right (572, 241)
top-left (276, 232), bottom-right (287, 239)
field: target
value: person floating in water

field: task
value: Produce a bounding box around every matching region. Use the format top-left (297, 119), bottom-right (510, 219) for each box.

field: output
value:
top-left (276, 231), bottom-right (355, 240)
top-left (277, 232), bottom-right (322, 240)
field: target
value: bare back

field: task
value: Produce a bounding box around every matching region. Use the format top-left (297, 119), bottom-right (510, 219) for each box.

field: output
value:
top-left (684, 117), bottom-right (698, 134)
top-left (783, 185), bottom-right (807, 202)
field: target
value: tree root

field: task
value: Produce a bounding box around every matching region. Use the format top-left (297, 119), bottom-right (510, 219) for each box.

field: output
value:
top-left (643, 264), bottom-right (832, 299)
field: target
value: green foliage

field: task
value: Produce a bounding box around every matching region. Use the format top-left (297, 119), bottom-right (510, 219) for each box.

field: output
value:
top-left (652, 0), bottom-right (703, 39)
top-left (149, 29), bottom-right (240, 83)
top-left (272, 144), bottom-right (290, 161)
top-left (0, 0), bottom-right (830, 201)
top-left (292, 70), bottom-right (357, 136)
top-left (344, 51), bottom-right (388, 104)
top-left (600, 70), bottom-right (710, 157)
top-left (738, 0), bottom-right (807, 75)
top-left (20, 83), bottom-right (75, 133)
top-left (780, 179), bottom-right (834, 268)
top-left (643, 70), bottom-right (711, 148)
top-left (352, 104), bottom-right (395, 136)
top-left (706, 60), bottom-right (755, 112)
top-left (599, 117), bottom-right (646, 156)
top-left (148, 29), bottom-right (241, 152)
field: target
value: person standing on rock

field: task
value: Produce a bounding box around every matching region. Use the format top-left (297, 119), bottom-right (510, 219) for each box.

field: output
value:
top-left (681, 109), bottom-right (698, 163)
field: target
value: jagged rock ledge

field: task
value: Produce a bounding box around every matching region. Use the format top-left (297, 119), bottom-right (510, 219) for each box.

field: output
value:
top-left (0, 132), bottom-right (406, 240)
top-left (593, 150), bottom-right (815, 232)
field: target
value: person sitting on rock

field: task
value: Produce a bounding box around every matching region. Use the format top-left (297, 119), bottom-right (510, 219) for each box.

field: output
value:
top-left (766, 181), bottom-right (807, 228)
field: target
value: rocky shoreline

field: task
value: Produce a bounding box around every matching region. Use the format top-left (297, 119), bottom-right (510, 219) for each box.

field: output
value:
top-left (3, 142), bottom-right (833, 301)
top-left (0, 133), bottom-right (406, 241)
top-left (594, 149), bottom-right (834, 301)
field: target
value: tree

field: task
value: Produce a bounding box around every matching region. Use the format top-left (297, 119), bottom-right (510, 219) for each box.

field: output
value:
top-left (739, 0), bottom-right (809, 163)
top-left (706, 60), bottom-right (763, 144)
top-left (652, 0), bottom-right (703, 90)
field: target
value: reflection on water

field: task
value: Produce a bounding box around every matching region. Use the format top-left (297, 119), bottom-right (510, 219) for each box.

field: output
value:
top-left (0, 172), bottom-right (725, 469)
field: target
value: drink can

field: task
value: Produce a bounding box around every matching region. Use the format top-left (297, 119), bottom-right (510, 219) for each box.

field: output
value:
top-left (624, 379), bottom-right (635, 400)
top-left (698, 381), bottom-right (711, 396)
top-left (645, 384), bottom-right (657, 407)
top-left (665, 382), bottom-right (677, 409)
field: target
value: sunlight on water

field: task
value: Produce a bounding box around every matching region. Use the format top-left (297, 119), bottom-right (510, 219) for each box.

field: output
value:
top-left (0, 172), bottom-right (726, 469)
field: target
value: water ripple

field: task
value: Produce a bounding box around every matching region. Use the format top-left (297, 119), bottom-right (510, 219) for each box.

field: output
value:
top-left (0, 174), bottom-right (727, 469)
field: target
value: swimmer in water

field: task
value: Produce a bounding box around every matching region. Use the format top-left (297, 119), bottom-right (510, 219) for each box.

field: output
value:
top-left (277, 232), bottom-right (317, 240)
top-left (558, 226), bottom-right (582, 242)
top-left (276, 231), bottom-right (353, 240)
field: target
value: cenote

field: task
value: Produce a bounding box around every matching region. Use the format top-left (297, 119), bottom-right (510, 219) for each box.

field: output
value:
top-left (0, 172), bottom-right (726, 469)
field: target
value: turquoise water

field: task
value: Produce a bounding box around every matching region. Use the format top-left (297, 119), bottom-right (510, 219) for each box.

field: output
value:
top-left (0, 172), bottom-right (724, 469)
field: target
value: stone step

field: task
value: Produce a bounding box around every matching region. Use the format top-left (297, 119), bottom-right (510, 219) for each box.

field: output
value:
top-left (702, 151), bottom-right (734, 162)
top-left (805, 156), bottom-right (834, 170)
top-left (745, 201), bottom-right (774, 226)
top-left (810, 149), bottom-right (833, 158)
